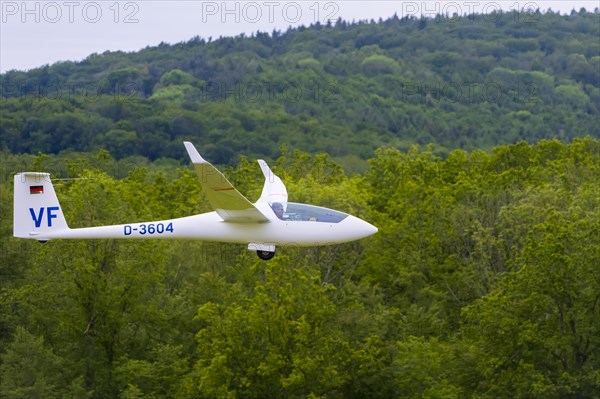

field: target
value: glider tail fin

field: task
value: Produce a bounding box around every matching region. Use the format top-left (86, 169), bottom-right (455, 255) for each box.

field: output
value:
top-left (13, 173), bottom-right (70, 239)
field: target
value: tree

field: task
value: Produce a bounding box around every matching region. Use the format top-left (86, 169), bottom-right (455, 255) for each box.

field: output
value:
top-left (462, 183), bottom-right (600, 398)
top-left (183, 257), bottom-right (352, 398)
top-left (0, 327), bottom-right (64, 399)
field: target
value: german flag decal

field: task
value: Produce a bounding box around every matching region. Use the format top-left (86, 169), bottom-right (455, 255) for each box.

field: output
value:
top-left (30, 185), bottom-right (44, 195)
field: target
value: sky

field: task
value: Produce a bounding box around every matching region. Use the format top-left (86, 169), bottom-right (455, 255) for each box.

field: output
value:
top-left (1, 1), bottom-right (597, 72)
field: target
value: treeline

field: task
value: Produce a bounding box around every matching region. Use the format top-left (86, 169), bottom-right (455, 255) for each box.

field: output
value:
top-left (1, 10), bottom-right (599, 164)
top-left (1, 138), bottom-right (598, 398)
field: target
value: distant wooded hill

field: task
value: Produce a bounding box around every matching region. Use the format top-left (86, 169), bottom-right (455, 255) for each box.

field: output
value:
top-left (1, 10), bottom-right (599, 164)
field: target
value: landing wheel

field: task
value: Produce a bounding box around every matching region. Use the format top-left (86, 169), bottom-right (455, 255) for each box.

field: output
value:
top-left (257, 250), bottom-right (275, 260)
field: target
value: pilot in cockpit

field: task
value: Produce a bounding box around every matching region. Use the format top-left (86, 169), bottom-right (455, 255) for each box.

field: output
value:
top-left (271, 202), bottom-right (284, 220)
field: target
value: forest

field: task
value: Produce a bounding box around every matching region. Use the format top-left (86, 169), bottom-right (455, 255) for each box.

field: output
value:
top-left (1, 9), bottom-right (599, 169)
top-left (0, 138), bottom-right (598, 398)
top-left (1, 8), bottom-right (599, 399)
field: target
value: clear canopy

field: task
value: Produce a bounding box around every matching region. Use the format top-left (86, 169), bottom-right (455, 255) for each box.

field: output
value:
top-left (270, 202), bottom-right (348, 223)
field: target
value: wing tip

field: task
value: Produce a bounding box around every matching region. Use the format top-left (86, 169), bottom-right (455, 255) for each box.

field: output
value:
top-left (183, 141), bottom-right (207, 164)
top-left (257, 159), bottom-right (271, 177)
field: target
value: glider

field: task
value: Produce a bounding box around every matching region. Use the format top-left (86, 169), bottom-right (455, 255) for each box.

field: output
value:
top-left (13, 142), bottom-right (378, 260)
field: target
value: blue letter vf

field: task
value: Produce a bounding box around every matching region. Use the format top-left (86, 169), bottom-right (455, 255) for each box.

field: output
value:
top-left (29, 207), bottom-right (60, 227)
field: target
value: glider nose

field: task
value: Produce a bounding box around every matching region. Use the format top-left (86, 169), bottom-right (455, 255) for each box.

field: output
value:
top-left (346, 215), bottom-right (378, 240)
top-left (361, 219), bottom-right (378, 237)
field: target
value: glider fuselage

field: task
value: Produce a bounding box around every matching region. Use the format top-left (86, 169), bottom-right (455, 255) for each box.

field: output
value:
top-left (14, 142), bottom-right (378, 259)
top-left (29, 208), bottom-right (375, 247)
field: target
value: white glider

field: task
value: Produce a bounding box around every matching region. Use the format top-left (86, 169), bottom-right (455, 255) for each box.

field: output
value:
top-left (13, 142), bottom-right (377, 260)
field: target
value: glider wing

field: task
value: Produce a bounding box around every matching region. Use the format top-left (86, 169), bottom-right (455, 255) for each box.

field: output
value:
top-left (256, 159), bottom-right (288, 204)
top-left (184, 142), bottom-right (270, 223)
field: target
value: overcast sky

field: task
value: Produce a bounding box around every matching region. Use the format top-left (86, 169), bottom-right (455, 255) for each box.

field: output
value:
top-left (1, 1), bottom-right (597, 72)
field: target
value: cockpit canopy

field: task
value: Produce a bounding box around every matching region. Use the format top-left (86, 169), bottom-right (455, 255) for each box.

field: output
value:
top-left (270, 202), bottom-right (348, 223)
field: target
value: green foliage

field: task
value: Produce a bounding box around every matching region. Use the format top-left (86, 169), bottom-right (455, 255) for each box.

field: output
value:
top-left (186, 258), bottom-right (349, 398)
top-left (0, 327), bottom-right (62, 399)
top-left (462, 180), bottom-right (600, 398)
top-left (1, 139), bottom-right (598, 398)
top-left (1, 12), bottom-right (599, 161)
top-left (360, 54), bottom-right (400, 76)
top-left (157, 70), bottom-right (201, 87)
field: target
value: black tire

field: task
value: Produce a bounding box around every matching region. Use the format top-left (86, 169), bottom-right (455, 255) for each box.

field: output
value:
top-left (257, 250), bottom-right (275, 260)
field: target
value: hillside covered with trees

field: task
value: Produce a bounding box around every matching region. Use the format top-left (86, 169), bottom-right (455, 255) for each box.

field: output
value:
top-left (1, 10), bottom-right (599, 167)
